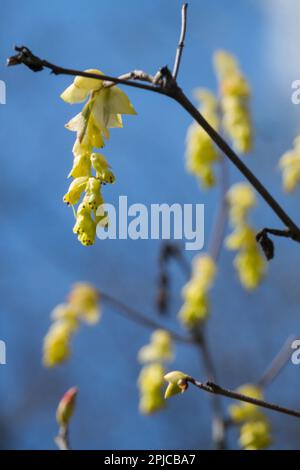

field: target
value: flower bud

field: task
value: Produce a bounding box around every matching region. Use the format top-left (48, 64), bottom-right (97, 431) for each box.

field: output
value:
top-left (56, 386), bottom-right (78, 427)
top-left (164, 371), bottom-right (190, 399)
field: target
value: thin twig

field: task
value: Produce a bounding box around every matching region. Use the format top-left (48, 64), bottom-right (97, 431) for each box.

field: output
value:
top-left (55, 425), bottom-right (70, 450)
top-left (258, 335), bottom-right (297, 389)
top-left (103, 70), bottom-right (154, 89)
top-left (100, 291), bottom-right (193, 344)
top-left (7, 46), bottom-right (168, 96)
top-left (186, 377), bottom-right (300, 420)
top-left (173, 3), bottom-right (188, 79)
top-left (192, 329), bottom-right (227, 449)
top-left (201, 157), bottom-right (229, 448)
top-left (208, 157), bottom-right (229, 261)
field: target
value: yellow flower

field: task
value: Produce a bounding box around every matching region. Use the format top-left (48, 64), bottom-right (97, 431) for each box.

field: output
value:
top-left (82, 177), bottom-right (103, 211)
top-left (44, 282), bottom-right (100, 367)
top-left (68, 153), bottom-right (91, 178)
top-left (279, 136), bottom-right (300, 192)
top-left (60, 69), bottom-right (104, 104)
top-left (164, 370), bottom-right (189, 399)
top-left (185, 89), bottom-right (219, 188)
top-left (228, 383), bottom-right (271, 450)
top-left (229, 384), bottom-right (263, 423)
top-left (138, 330), bottom-right (173, 364)
top-left (239, 419), bottom-right (271, 450)
top-left (73, 204), bottom-right (96, 246)
top-left (234, 248), bottom-right (266, 291)
top-left (226, 183), bottom-right (266, 290)
top-left (226, 183), bottom-right (256, 224)
top-left (68, 282), bottom-right (100, 324)
top-left (225, 225), bottom-right (256, 251)
top-left (179, 254), bottom-right (216, 329)
top-left (214, 50), bottom-right (252, 153)
top-left (63, 177), bottom-right (88, 205)
top-left (43, 321), bottom-right (72, 367)
top-left (51, 304), bottom-right (79, 331)
top-left (138, 363), bottom-right (165, 414)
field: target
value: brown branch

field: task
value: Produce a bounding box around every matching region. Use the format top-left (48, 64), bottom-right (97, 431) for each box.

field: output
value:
top-left (7, 45), bottom-right (300, 242)
top-left (100, 291), bottom-right (193, 345)
top-left (173, 87), bottom-right (300, 241)
top-left (186, 376), bottom-right (300, 420)
top-left (173, 3), bottom-right (188, 79)
top-left (7, 46), bottom-right (168, 96)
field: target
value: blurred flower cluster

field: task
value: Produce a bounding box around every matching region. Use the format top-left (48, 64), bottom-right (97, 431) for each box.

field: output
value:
top-left (229, 384), bottom-right (271, 450)
top-left (226, 183), bottom-right (266, 290)
top-left (185, 89), bottom-right (220, 188)
top-left (179, 254), bottom-right (216, 329)
top-left (279, 135), bottom-right (300, 192)
top-left (137, 330), bottom-right (173, 414)
top-left (43, 283), bottom-right (99, 366)
top-left (214, 50), bottom-right (252, 153)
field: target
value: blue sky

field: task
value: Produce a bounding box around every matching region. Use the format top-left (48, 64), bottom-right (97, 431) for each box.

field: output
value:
top-left (1, 0), bottom-right (300, 449)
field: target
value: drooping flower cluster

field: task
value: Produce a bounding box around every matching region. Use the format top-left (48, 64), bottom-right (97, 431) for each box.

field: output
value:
top-left (279, 135), bottom-right (300, 192)
top-left (185, 89), bottom-right (220, 188)
top-left (61, 70), bottom-right (136, 246)
top-left (225, 183), bottom-right (266, 290)
top-left (43, 283), bottom-right (100, 367)
top-left (214, 50), bottom-right (252, 154)
top-left (137, 330), bottom-right (173, 414)
top-left (229, 384), bottom-right (271, 450)
top-left (179, 254), bottom-right (216, 329)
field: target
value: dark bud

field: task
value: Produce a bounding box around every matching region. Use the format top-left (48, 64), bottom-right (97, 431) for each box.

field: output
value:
top-left (156, 288), bottom-right (168, 314)
top-left (159, 242), bottom-right (180, 263)
top-left (256, 231), bottom-right (275, 261)
top-left (7, 46), bottom-right (44, 72)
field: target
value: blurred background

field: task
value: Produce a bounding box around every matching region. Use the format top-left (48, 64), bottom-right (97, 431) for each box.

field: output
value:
top-left (0, 0), bottom-right (300, 450)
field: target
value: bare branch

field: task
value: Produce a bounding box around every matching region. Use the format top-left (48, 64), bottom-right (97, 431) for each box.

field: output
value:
top-left (55, 425), bottom-right (70, 450)
top-left (100, 291), bottom-right (193, 345)
top-left (7, 46), bottom-right (168, 96)
top-left (185, 376), bottom-right (300, 420)
top-left (209, 157), bottom-right (229, 262)
top-left (173, 3), bottom-right (188, 79)
top-left (173, 88), bottom-right (300, 241)
top-left (7, 45), bottom-right (300, 241)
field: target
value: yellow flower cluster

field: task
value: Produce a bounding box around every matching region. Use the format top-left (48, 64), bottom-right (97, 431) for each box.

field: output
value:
top-left (226, 183), bottom-right (266, 290)
top-left (279, 135), bottom-right (300, 192)
top-left (138, 329), bottom-right (173, 364)
top-left (185, 89), bottom-right (220, 188)
top-left (137, 363), bottom-right (165, 415)
top-left (214, 50), bottom-right (252, 154)
top-left (179, 254), bottom-right (216, 329)
top-left (43, 283), bottom-right (100, 367)
top-left (61, 70), bottom-right (136, 245)
top-left (137, 330), bottom-right (173, 414)
top-left (229, 384), bottom-right (271, 450)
